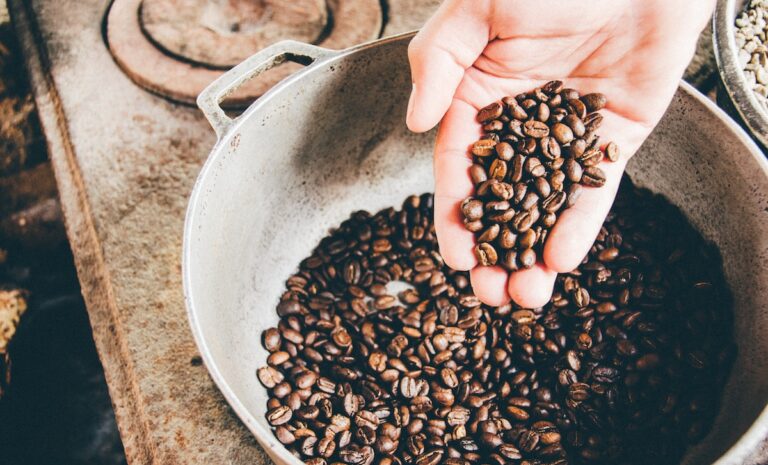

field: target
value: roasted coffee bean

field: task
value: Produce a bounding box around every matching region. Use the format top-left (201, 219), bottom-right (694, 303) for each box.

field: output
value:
top-left (261, 183), bottom-right (732, 465)
top-left (267, 405), bottom-right (293, 426)
top-left (566, 183), bottom-right (583, 208)
top-left (605, 141), bottom-right (620, 162)
top-left (540, 137), bottom-right (561, 161)
top-left (524, 120), bottom-right (550, 138)
top-left (258, 366), bottom-right (285, 389)
top-left (470, 164), bottom-right (488, 185)
top-left (519, 248), bottom-right (536, 269)
top-left (475, 243), bottom-right (498, 266)
top-left (541, 192), bottom-right (566, 213)
top-left (471, 139), bottom-right (496, 157)
top-left (582, 166), bottom-right (607, 187)
top-left (478, 102), bottom-right (503, 123)
top-left (461, 198), bottom-right (484, 221)
top-left (460, 84), bottom-right (616, 268)
top-left (551, 123), bottom-right (574, 145)
top-left (263, 328), bottom-right (282, 352)
top-left (563, 114), bottom-right (586, 138)
top-left (477, 224), bottom-right (501, 243)
top-left (579, 148), bottom-right (603, 167)
top-left (581, 93), bottom-right (607, 112)
top-left (489, 159), bottom-right (508, 180)
top-left (563, 159), bottom-right (583, 183)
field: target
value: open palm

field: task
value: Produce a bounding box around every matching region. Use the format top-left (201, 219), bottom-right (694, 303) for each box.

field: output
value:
top-left (407, 0), bottom-right (714, 307)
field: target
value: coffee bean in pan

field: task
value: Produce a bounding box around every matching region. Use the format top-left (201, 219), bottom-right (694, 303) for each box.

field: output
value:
top-left (258, 183), bottom-right (734, 465)
top-left (464, 82), bottom-right (618, 270)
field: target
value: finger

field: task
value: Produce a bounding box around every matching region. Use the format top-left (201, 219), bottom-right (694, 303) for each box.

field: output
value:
top-left (406, 0), bottom-right (489, 133)
top-left (542, 110), bottom-right (645, 273)
top-left (433, 100), bottom-right (481, 271)
top-left (470, 266), bottom-right (510, 306)
top-left (507, 264), bottom-right (558, 308)
top-left (543, 157), bottom-right (628, 273)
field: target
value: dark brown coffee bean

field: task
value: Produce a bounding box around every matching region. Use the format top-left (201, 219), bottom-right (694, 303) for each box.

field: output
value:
top-left (510, 104), bottom-right (528, 121)
top-left (534, 177), bottom-right (551, 198)
top-left (415, 450), bottom-right (444, 465)
top-left (267, 405), bottom-right (292, 426)
top-left (512, 211), bottom-right (535, 233)
top-left (369, 351), bottom-right (387, 372)
top-left (470, 164), bottom-right (488, 185)
top-left (523, 120), bottom-right (549, 138)
top-left (582, 166), bottom-right (606, 187)
top-left (605, 141), bottom-right (620, 162)
top-left (258, 366), bottom-right (284, 388)
top-left (563, 159), bottom-right (583, 183)
top-left (636, 353), bottom-right (661, 371)
top-left (317, 437), bottom-right (336, 457)
top-left (490, 182), bottom-right (514, 200)
top-left (566, 183), bottom-right (583, 208)
top-left (563, 114), bottom-right (585, 138)
top-left (536, 103), bottom-right (551, 122)
top-left (506, 405), bottom-right (530, 421)
top-left (474, 243), bottom-right (498, 266)
top-left (561, 88), bottom-right (580, 100)
top-left (519, 248), bottom-right (536, 269)
top-left (539, 136), bottom-right (561, 161)
top-left (580, 148), bottom-right (603, 167)
top-left (541, 192), bottom-right (566, 213)
top-left (340, 446), bottom-right (374, 465)
top-left (501, 250), bottom-right (519, 271)
top-left (551, 123), bottom-right (574, 145)
top-left (263, 328), bottom-right (282, 352)
top-left (517, 229), bottom-right (537, 250)
top-left (584, 112), bottom-right (604, 132)
top-left (573, 287), bottom-right (590, 308)
top-left (524, 157), bottom-right (546, 178)
top-left (461, 199), bottom-right (483, 221)
top-left (478, 102), bottom-right (503, 123)
top-left (477, 224), bottom-right (500, 242)
top-left (567, 98), bottom-right (587, 119)
top-left (543, 80), bottom-right (564, 94)
top-left (471, 139), bottom-right (496, 157)
top-left (548, 170), bottom-right (565, 192)
top-left (519, 430), bottom-right (540, 452)
top-left (581, 93), bottom-right (607, 112)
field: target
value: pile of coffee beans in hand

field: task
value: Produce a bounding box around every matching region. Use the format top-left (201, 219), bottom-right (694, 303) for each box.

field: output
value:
top-left (258, 183), bottom-right (733, 465)
top-left (462, 81), bottom-right (619, 270)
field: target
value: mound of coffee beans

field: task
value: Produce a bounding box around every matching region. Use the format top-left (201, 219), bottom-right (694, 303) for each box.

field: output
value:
top-left (462, 81), bottom-right (617, 270)
top-left (258, 180), bottom-right (733, 465)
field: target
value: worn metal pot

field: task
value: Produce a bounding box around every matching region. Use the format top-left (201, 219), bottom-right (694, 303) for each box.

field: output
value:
top-left (714, 0), bottom-right (768, 149)
top-left (184, 33), bottom-right (768, 465)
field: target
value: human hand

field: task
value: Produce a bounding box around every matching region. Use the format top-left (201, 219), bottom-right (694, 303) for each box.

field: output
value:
top-left (407, 0), bottom-right (714, 307)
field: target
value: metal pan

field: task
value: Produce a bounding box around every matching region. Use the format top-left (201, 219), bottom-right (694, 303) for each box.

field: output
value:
top-left (714, 0), bottom-right (768, 149)
top-left (184, 33), bottom-right (768, 465)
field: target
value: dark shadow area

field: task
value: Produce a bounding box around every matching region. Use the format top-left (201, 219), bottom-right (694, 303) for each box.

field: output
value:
top-left (0, 242), bottom-right (127, 465)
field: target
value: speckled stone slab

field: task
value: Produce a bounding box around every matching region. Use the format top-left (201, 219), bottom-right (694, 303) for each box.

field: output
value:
top-left (7, 0), bottom-right (440, 464)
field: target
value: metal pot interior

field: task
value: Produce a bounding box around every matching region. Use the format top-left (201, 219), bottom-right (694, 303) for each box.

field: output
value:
top-left (185, 36), bottom-right (768, 465)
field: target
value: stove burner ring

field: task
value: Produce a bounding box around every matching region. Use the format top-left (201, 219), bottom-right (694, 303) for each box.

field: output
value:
top-left (106, 0), bottom-right (382, 107)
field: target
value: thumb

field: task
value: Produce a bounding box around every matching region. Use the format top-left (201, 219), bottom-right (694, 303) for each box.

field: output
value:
top-left (406, 0), bottom-right (489, 133)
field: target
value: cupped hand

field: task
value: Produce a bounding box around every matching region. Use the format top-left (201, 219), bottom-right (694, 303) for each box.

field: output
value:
top-left (407, 0), bottom-right (714, 307)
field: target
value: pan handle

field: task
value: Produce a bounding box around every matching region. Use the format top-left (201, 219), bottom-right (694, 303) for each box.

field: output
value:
top-left (197, 41), bottom-right (334, 138)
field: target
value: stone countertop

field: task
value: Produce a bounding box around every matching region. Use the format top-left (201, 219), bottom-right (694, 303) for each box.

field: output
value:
top-left (7, 0), bottom-right (765, 464)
